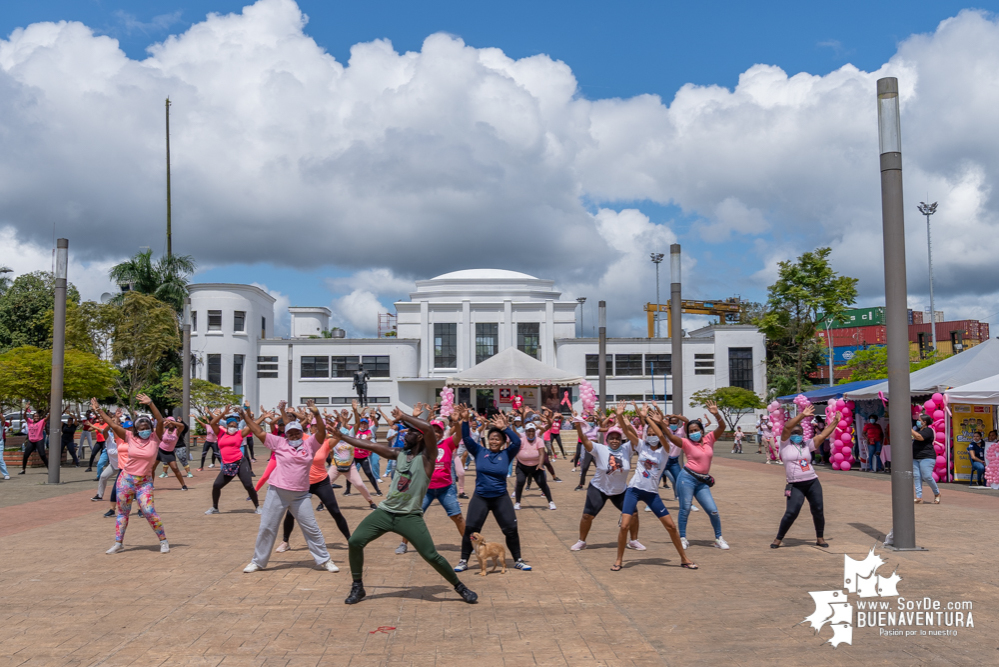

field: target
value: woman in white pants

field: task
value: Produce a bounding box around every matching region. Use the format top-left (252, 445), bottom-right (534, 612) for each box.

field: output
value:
top-left (329, 440), bottom-right (377, 509)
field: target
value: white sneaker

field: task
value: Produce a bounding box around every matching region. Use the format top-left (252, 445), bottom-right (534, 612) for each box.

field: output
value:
top-left (106, 542), bottom-right (124, 554)
top-left (322, 559), bottom-right (340, 572)
top-left (160, 540), bottom-right (170, 553)
top-left (548, 501), bottom-right (557, 510)
top-left (680, 537), bottom-right (689, 550)
top-left (627, 540), bottom-right (646, 551)
top-left (644, 506), bottom-right (653, 512)
top-left (3, 474), bottom-right (10, 480)
top-left (691, 505), bottom-right (700, 512)
top-left (514, 502), bottom-right (521, 510)
top-left (714, 537), bottom-right (730, 550)
top-left (276, 541), bottom-right (290, 553)
top-left (243, 562), bottom-right (263, 573)
top-left (208, 463), bottom-right (215, 468)
top-left (395, 543), bottom-right (408, 555)
top-left (254, 507), bottom-right (262, 514)
top-left (204, 507), bottom-right (220, 515)
top-left (570, 540), bottom-right (586, 551)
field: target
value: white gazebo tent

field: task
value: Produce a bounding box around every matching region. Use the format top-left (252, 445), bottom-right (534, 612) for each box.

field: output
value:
top-left (446, 347), bottom-right (583, 388)
top-left (946, 373), bottom-right (999, 405)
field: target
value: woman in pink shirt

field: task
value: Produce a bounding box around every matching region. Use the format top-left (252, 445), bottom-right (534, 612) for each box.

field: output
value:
top-left (204, 409), bottom-right (260, 515)
top-left (662, 401), bottom-right (729, 551)
top-left (771, 405), bottom-right (839, 549)
top-left (514, 421), bottom-right (556, 510)
top-left (19, 405), bottom-right (49, 474)
top-left (91, 395), bottom-right (170, 555)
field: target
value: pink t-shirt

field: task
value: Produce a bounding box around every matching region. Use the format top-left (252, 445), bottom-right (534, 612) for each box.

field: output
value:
top-left (122, 431), bottom-right (161, 476)
top-left (353, 429), bottom-right (372, 459)
top-left (160, 430), bottom-right (179, 452)
top-left (263, 432), bottom-right (322, 492)
top-left (667, 424), bottom-right (685, 458)
top-left (216, 431), bottom-right (245, 464)
top-left (517, 435), bottom-right (546, 466)
top-left (680, 431), bottom-right (716, 475)
top-left (27, 418), bottom-right (46, 442)
top-left (429, 435), bottom-right (458, 489)
top-left (780, 438), bottom-right (818, 483)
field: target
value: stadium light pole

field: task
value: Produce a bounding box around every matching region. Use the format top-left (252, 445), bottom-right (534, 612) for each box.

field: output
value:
top-left (48, 239), bottom-right (69, 484)
top-left (651, 252), bottom-right (664, 337)
top-left (878, 77), bottom-right (918, 550)
top-left (917, 201), bottom-right (938, 352)
top-left (670, 245), bottom-right (682, 415)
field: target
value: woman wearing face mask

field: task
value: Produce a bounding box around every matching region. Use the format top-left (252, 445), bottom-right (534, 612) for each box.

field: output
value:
top-left (771, 405), bottom-right (840, 548)
top-left (569, 407), bottom-right (642, 552)
top-left (862, 415), bottom-right (885, 473)
top-left (90, 395), bottom-right (170, 554)
top-left (156, 418), bottom-right (189, 490)
top-left (204, 408), bottom-right (261, 515)
top-left (196, 413), bottom-right (220, 470)
top-left (662, 401), bottom-right (729, 550)
top-left (453, 410), bottom-right (532, 573)
top-left (612, 406), bottom-right (696, 571)
top-left (911, 415), bottom-right (941, 504)
top-left (968, 431), bottom-right (986, 488)
top-left (514, 421), bottom-right (556, 510)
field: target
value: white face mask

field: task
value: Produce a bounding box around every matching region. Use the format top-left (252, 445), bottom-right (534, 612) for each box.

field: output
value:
top-left (288, 438), bottom-right (304, 449)
top-left (227, 426), bottom-right (239, 435)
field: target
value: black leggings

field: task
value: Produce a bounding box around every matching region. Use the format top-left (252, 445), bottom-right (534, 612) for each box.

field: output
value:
top-left (346, 458), bottom-right (381, 494)
top-left (110, 469), bottom-right (122, 502)
top-left (211, 457), bottom-right (258, 509)
top-left (200, 441), bottom-right (219, 467)
top-left (282, 478), bottom-right (351, 542)
top-left (88, 441), bottom-right (105, 467)
top-left (461, 493), bottom-right (522, 561)
top-left (578, 451), bottom-right (594, 486)
top-left (776, 478), bottom-right (825, 540)
top-left (244, 436), bottom-right (255, 459)
top-left (515, 462), bottom-right (552, 503)
top-left (22, 439), bottom-right (48, 470)
top-left (550, 433), bottom-right (566, 457)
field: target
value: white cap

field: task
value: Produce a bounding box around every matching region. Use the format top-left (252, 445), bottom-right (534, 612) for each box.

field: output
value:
top-left (525, 422), bottom-right (537, 431)
top-left (284, 420), bottom-right (303, 434)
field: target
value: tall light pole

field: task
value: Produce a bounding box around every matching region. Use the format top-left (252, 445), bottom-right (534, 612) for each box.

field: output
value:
top-left (825, 319), bottom-right (834, 387)
top-left (182, 298), bottom-right (191, 433)
top-left (878, 77), bottom-right (918, 550)
top-left (598, 301), bottom-right (607, 413)
top-left (48, 239), bottom-right (69, 485)
top-left (651, 252), bottom-right (664, 337)
top-left (165, 97), bottom-right (173, 258)
top-left (670, 245), bottom-right (683, 415)
top-left (917, 201), bottom-right (938, 352)
top-left (576, 297), bottom-right (587, 338)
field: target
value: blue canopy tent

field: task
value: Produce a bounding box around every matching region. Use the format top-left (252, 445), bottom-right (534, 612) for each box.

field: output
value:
top-left (777, 379), bottom-right (884, 404)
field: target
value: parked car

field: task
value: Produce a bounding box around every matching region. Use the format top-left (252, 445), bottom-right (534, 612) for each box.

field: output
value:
top-left (3, 412), bottom-right (26, 436)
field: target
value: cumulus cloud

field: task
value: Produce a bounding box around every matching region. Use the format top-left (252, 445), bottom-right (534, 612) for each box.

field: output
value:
top-left (331, 289), bottom-right (389, 336)
top-left (3, 1), bottom-right (999, 333)
top-left (250, 282), bottom-right (291, 336)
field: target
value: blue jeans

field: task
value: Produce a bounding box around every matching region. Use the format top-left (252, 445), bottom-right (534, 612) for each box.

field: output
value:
top-left (369, 453), bottom-right (381, 478)
top-left (971, 461), bottom-right (986, 486)
top-left (385, 449), bottom-right (403, 477)
top-left (96, 449), bottom-right (109, 479)
top-left (913, 458), bottom-right (939, 499)
top-left (866, 443), bottom-right (883, 472)
top-left (676, 469), bottom-right (722, 539)
top-left (421, 484), bottom-right (462, 516)
top-left (663, 456), bottom-right (682, 498)
top-left (0, 439), bottom-right (8, 477)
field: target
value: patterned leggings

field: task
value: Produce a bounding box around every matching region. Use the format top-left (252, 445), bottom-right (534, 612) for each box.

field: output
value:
top-left (115, 473), bottom-right (166, 543)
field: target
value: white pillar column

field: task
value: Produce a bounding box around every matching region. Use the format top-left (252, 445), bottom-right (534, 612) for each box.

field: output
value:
top-left (503, 299), bottom-right (513, 351)
top-left (461, 299), bottom-right (471, 370)
top-left (544, 299), bottom-right (555, 364)
top-left (420, 300), bottom-right (430, 376)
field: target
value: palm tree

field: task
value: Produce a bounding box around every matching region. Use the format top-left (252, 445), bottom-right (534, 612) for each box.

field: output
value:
top-left (0, 266), bottom-right (11, 295)
top-left (109, 250), bottom-right (195, 313)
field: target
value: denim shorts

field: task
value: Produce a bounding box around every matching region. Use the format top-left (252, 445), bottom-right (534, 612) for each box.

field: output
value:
top-left (621, 487), bottom-right (669, 518)
top-left (422, 484), bottom-right (462, 516)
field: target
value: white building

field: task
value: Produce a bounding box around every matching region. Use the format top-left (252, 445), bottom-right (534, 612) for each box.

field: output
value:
top-left (188, 270), bottom-right (766, 422)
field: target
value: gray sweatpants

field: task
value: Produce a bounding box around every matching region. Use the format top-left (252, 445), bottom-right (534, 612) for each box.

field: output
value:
top-left (252, 485), bottom-right (330, 568)
top-left (97, 464), bottom-right (118, 498)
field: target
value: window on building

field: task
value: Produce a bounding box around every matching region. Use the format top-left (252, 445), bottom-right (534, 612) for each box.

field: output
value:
top-left (645, 393), bottom-right (672, 402)
top-left (434, 323), bottom-right (457, 368)
top-left (728, 348), bottom-right (753, 390)
top-left (301, 356), bottom-right (330, 378)
top-left (234, 311), bottom-right (246, 333)
top-left (645, 354), bottom-right (671, 376)
top-left (207, 354), bottom-right (221, 384)
top-left (361, 355), bottom-right (390, 377)
top-left (300, 397), bottom-right (330, 405)
top-left (330, 396), bottom-right (390, 405)
top-left (585, 354), bottom-right (613, 376)
top-left (475, 323), bottom-right (498, 364)
top-left (233, 354), bottom-right (244, 395)
top-left (190, 354), bottom-right (198, 379)
top-left (517, 322), bottom-right (540, 359)
top-left (694, 352), bottom-right (715, 375)
top-left (331, 356), bottom-right (360, 378)
top-left (191, 311), bottom-right (197, 333)
top-left (616, 394), bottom-right (644, 401)
top-left (208, 310), bottom-right (222, 331)
top-left (257, 355), bottom-right (279, 379)
top-left (261, 316), bottom-right (267, 339)
top-left (615, 354), bottom-right (643, 376)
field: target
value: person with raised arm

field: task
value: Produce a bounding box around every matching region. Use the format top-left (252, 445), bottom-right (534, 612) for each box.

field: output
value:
top-left (204, 407), bottom-right (261, 515)
top-left (770, 405), bottom-right (839, 549)
top-left (241, 401), bottom-right (339, 573)
top-left (91, 395), bottom-right (170, 554)
top-left (338, 407), bottom-right (478, 605)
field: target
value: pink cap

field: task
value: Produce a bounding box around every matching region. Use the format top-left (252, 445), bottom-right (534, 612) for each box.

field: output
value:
top-left (430, 420), bottom-right (446, 430)
top-left (606, 426), bottom-right (624, 437)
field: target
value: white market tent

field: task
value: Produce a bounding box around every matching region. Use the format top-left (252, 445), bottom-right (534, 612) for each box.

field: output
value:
top-left (845, 338), bottom-right (999, 400)
top-left (946, 373), bottom-right (999, 405)
top-left (445, 347), bottom-right (583, 387)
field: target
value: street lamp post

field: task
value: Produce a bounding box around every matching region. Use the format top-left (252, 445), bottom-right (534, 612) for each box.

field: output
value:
top-left (825, 319), bottom-right (834, 387)
top-left (651, 252), bottom-right (664, 337)
top-left (669, 245), bottom-right (683, 415)
top-left (48, 239), bottom-right (69, 485)
top-left (878, 77), bottom-right (918, 550)
top-left (917, 201), bottom-right (938, 352)
top-left (576, 297), bottom-right (586, 338)
top-left (182, 298), bottom-right (191, 434)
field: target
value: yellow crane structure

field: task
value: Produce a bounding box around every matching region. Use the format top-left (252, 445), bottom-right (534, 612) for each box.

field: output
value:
top-left (644, 299), bottom-right (742, 338)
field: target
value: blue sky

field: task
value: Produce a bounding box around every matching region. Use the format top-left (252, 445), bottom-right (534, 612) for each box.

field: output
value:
top-left (4, 1), bottom-right (999, 335)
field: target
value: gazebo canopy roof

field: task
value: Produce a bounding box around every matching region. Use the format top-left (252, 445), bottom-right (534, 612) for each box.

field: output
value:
top-left (445, 347), bottom-right (584, 387)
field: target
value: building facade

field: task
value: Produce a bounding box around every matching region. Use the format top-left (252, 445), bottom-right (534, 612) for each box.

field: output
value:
top-left (189, 270), bottom-right (766, 423)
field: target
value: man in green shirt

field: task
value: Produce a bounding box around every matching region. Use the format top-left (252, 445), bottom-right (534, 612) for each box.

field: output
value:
top-left (333, 407), bottom-right (478, 605)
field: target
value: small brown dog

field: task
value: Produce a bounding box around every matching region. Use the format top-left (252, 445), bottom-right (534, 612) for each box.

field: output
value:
top-left (470, 532), bottom-right (506, 576)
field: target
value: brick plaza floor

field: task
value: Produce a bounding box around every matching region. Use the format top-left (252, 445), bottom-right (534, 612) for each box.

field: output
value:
top-left (0, 452), bottom-right (995, 666)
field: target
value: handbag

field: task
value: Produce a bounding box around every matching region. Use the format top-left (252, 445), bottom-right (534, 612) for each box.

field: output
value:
top-left (683, 465), bottom-right (715, 487)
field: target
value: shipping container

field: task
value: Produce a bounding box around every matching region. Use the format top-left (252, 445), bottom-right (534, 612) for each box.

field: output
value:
top-left (817, 324), bottom-right (888, 347)
top-left (820, 306), bottom-right (886, 330)
top-left (821, 344), bottom-right (884, 366)
top-left (910, 309), bottom-right (924, 324)
top-left (908, 320), bottom-right (988, 344)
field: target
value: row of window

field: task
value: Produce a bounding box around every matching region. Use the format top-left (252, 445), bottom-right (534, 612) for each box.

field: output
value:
top-left (192, 310), bottom-right (266, 338)
top-left (300, 396), bottom-right (391, 405)
top-left (434, 322), bottom-right (541, 368)
top-left (204, 354), bottom-right (244, 396)
top-left (300, 356), bottom-right (390, 379)
top-left (584, 349), bottom-right (754, 390)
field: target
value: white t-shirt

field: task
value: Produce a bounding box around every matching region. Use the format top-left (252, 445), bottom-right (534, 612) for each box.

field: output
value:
top-left (590, 441), bottom-right (633, 496)
top-left (628, 441), bottom-right (666, 493)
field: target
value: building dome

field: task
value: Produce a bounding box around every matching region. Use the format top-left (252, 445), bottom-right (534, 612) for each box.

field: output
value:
top-left (431, 269), bottom-right (538, 281)
top-left (412, 268), bottom-right (559, 302)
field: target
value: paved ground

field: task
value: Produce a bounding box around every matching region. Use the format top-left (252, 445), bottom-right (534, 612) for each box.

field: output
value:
top-left (1, 449), bottom-right (996, 666)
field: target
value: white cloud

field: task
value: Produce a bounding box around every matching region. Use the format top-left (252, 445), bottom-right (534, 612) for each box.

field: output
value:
top-left (250, 282), bottom-right (290, 336)
top-left (331, 289), bottom-right (389, 337)
top-left (326, 269), bottom-right (413, 299)
top-left (0, 225), bottom-right (116, 300)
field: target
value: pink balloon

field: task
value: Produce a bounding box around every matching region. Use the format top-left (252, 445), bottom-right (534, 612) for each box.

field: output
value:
top-left (931, 393), bottom-right (944, 405)
top-left (841, 462), bottom-right (852, 471)
top-left (932, 472), bottom-right (940, 482)
top-left (934, 431), bottom-right (945, 442)
top-left (933, 444), bottom-right (944, 455)
top-left (831, 461), bottom-right (841, 470)
top-left (832, 452), bottom-right (844, 463)
top-left (840, 432), bottom-right (852, 444)
top-left (840, 408), bottom-right (853, 420)
top-left (932, 410), bottom-right (945, 421)
top-left (846, 401), bottom-right (856, 409)
top-left (838, 420), bottom-right (849, 430)
top-left (935, 455), bottom-right (946, 466)
top-left (923, 400), bottom-right (937, 412)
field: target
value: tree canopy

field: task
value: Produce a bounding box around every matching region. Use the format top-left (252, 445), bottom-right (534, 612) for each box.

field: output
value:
top-left (0, 345), bottom-right (117, 410)
top-left (689, 386), bottom-right (765, 431)
top-left (0, 271), bottom-right (81, 353)
top-left (162, 375), bottom-right (243, 416)
top-left (109, 249), bottom-right (195, 314)
top-left (112, 292), bottom-right (180, 410)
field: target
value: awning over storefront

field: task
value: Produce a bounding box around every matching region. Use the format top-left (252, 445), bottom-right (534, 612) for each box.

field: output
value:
top-left (845, 338), bottom-right (999, 400)
top-left (777, 379), bottom-right (884, 404)
top-left (946, 373), bottom-right (999, 405)
top-left (445, 347), bottom-right (584, 387)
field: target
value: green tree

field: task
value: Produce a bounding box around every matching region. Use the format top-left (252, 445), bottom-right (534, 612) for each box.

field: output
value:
top-left (0, 265), bottom-right (12, 294)
top-left (109, 249), bottom-right (196, 314)
top-left (112, 292), bottom-right (180, 411)
top-left (0, 271), bottom-right (81, 353)
top-left (162, 375), bottom-right (243, 416)
top-left (0, 346), bottom-right (117, 409)
top-left (689, 386), bottom-right (766, 431)
top-left (838, 346), bottom-right (947, 383)
top-left (758, 248), bottom-right (858, 393)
